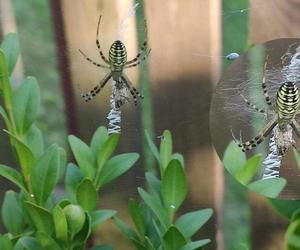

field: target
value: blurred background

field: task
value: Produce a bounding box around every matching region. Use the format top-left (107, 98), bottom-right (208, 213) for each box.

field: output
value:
top-left (0, 0), bottom-right (300, 249)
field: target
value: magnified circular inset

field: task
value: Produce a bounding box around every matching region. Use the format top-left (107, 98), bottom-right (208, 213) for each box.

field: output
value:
top-left (210, 38), bottom-right (300, 199)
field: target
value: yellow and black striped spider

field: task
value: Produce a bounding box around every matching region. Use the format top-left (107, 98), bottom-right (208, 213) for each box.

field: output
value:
top-left (234, 60), bottom-right (300, 156)
top-left (79, 16), bottom-right (151, 107)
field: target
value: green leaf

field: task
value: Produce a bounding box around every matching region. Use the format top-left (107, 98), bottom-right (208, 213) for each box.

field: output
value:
top-left (90, 209), bottom-right (116, 231)
top-left (30, 145), bottom-right (60, 204)
top-left (24, 201), bottom-right (54, 235)
top-left (73, 212), bottom-right (92, 246)
top-left (285, 210), bottom-right (300, 250)
top-left (0, 164), bottom-right (25, 191)
top-left (24, 124), bottom-right (44, 160)
top-left (163, 225), bottom-right (187, 250)
top-left (69, 135), bottom-right (95, 178)
top-left (0, 234), bottom-right (13, 250)
top-left (4, 130), bottom-right (35, 176)
top-left (162, 160), bottom-right (187, 218)
top-left (90, 246), bottom-right (113, 250)
top-left (96, 153), bottom-right (139, 188)
top-left (145, 237), bottom-right (156, 250)
top-left (235, 154), bottom-right (262, 185)
top-left (14, 236), bottom-right (42, 250)
top-left (36, 232), bottom-right (61, 250)
top-left (138, 188), bottom-right (169, 228)
top-left (112, 216), bottom-right (140, 241)
top-left (248, 177), bottom-right (286, 198)
top-left (1, 191), bottom-right (25, 235)
top-left (12, 77), bottom-right (40, 134)
top-left (128, 199), bottom-right (146, 236)
top-left (160, 130), bottom-right (173, 171)
top-left (52, 205), bottom-right (68, 242)
top-left (223, 141), bottom-right (246, 175)
top-left (179, 239), bottom-right (211, 250)
top-left (171, 153), bottom-right (184, 167)
top-left (145, 172), bottom-right (161, 196)
top-left (76, 178), bottom-right (99, 211)
top-left (95, 133), bottom-right (120, 179)
top-left (0, 49), bottom-right (12, 100)
top-left (0, 33), bottom-right (19, 75)
top-left (65, 163), bottom-right (84, 203)
top-left (175, 209), bottom-right (213, 238)
top-left (0, 105), bottom-right (11, 129)
top-left (145, 130), bottom-right (159, 162)
top-left (63, 204), bottom-right (86, 236)
top-left (57, 147), bottom-right (67, 182)
top-left (90, 126), bottom-right (109, 155)
top-left (269, 199), bottom-right (300, 220)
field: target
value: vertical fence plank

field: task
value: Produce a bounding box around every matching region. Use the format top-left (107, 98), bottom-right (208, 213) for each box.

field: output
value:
top-left (50, 0), bottom-right (78, 136)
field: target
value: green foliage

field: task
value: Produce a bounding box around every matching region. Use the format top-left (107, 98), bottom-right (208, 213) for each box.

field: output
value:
top-left (223, 141), bottom-right (286, 198)
top-left (0, 33), bottom-right (213, 250)
top-left (0, 33), bottom-right (141, 249)
top-left (285, 209), bottom-right (300, 250)
top-left (114, 130), bottom-right (213, 249)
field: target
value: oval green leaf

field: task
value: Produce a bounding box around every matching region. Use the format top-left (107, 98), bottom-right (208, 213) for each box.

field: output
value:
top-left (175, 209), bottom-right (213, 238)
top-left (0, 164), bottom-right (25, 191)
top-left (30, 145), bottom-right (60, 204)
top-left (248, 177), bottom-right (286, 198)
top-left (4, 129), bottom-right (35, 176)
top-left (138, 188), bottom-right (169, 228)
top-left (90, 126), bottom-right (109, 155)
top-left (12, 77), bottom-right (40, 134)
top-left (96, 153), bottom-right (139, 188)
top-left (95, 133), bottom-right (120, 179)
top-left (235, 154), bottom-right (262, 185)
top-left (162, 160), bottom-right (187, 217)
top-left (24, 124), bottom-right (44, 160)
top-left (223, 141), bottom-right (246, 175)
top-left (91, 209), bottom-right (116, 231)
top-left (76, 178), bottom-right (99, 211)
top-left (128, 199), bottom-right (146, 236)
top-left (65, 163), bottom-right (84, 203)
top-left (0, 33), bottom-right (20, 75)
top-left (24, 201), bottom-right (54, 235)
top-left (163, 225), bottom-right (187, 250)
top-left (14, 236), bottom-right (42, 250)
top-left (36, 231), bottom-right (61, 250)
top-left (52, 205), bottom-right (68, 242)
top-left (179, 239), bottom-right (211, 250)
top-left (1, 191), bottom-right (25, 235)
top-left (69, 135), bottom-right (95, 178)
top-left (160, 130), bottom-right (173, 171)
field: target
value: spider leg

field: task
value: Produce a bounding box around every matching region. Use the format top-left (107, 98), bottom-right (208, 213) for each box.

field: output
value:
top-left (291, 119), bottom-right (300, 137)
top-left (121, 74), bottom-right (143, 105)
top-left (235, 117), bottom-right (277, 152)
top-left (125, 48), bottom-right (151, 69)
top-left (261, 60), bottom-right (272, 106)
top-left (239, 90), bottom-right (266, 114)
top-left (80, 72), bottom-right (112, 102)
top-left (79, 49), bottom-right (109, 68)
top-left (126, 19), bottom-right (149, 65)
top-left (96, 15), bottom-right (110, 64)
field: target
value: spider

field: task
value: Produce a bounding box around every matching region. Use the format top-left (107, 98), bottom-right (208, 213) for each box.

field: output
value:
top-left (79, 15), bottom-right (151, 108)
top-left (234, 60), bottom-right (300, 156)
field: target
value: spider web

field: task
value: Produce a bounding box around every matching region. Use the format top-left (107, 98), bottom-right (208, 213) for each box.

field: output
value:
top-left (210, 38), bottom-right (300, 198)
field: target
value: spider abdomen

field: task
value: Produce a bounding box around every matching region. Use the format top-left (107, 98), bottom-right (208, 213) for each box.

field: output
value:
top-left (109, 40), bottom-right (127, 72)
top-left (276, 82), bottom-right (300, 121)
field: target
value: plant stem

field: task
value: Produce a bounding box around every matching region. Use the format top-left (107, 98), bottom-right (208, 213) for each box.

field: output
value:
top-left (0, 49), bottom-right (34, 198)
